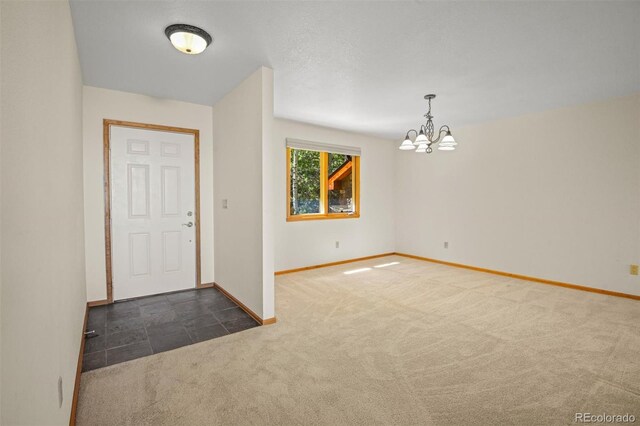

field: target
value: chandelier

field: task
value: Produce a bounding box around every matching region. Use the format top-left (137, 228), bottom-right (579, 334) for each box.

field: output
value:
top-left (399, 94), bottom-right (457, 153)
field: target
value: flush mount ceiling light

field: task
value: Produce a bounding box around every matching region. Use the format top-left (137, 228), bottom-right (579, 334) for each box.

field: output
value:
top-left (399, 94), bottom-right (457, 154)
top-left (165, 24), bottom-right (212, 55)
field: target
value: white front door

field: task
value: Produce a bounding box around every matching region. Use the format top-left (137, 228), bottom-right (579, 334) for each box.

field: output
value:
top-left (110, 125), bottom-right (196, 300)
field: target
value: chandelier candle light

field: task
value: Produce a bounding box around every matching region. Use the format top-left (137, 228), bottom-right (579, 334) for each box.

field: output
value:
top-left (399, 94), bottom-right (457, 154)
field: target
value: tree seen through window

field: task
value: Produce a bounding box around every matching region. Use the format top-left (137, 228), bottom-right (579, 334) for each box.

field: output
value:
top-left (288, 148), bottom-right (359, 219)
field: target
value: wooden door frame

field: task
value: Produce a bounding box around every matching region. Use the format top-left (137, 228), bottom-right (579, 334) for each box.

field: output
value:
top-left (103, 119), bottom-right (205, 303)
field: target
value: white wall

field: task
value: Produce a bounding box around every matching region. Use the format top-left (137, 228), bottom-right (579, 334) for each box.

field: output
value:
top-left (213, 67), bottom-right (275, 320)
top-left (273, 119), bottom-right (397, 272)
top-left (396, 94), bottom-right (640, 296)
top-left (1, 1), bottom-right (86, 424)
top-left (261, 69), bottom-right (275, 319)
top-left (82, 86), bottom-right (215, 302)
top-left (0, 1), bottom-right (3, 418)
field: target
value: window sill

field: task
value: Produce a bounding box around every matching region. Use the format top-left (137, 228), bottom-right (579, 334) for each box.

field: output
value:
top-left (287, 213), bottom-right (360, 222)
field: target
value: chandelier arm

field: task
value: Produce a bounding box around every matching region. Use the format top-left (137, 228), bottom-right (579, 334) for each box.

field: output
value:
top-left (405, 129), bottom-right (418, 138)
top-left (429, 125), bottom-right (451, 144)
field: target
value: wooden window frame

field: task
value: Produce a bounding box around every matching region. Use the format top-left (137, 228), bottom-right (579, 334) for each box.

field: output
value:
top-left (286, 147), bottom-right (360, 222)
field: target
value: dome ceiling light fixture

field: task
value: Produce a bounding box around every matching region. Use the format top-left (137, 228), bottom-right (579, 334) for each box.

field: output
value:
top-left (399, 94), bottom-right (457, 154)
top-left (165, 24), bottom-right (212, 55)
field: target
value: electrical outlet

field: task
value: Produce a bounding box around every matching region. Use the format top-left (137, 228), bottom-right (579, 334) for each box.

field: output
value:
top-left (631, 264), bottom-right (639, 276)
top-left (58, 376), bottom-right (63, 408)
top-left (335, 241), bottom-right (340, 248)
top-left (444, 241), bottom-right (449, 249)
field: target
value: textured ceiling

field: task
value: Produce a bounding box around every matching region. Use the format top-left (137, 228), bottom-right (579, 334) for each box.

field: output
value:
top-left (70, 1), bottom-right (640, 140)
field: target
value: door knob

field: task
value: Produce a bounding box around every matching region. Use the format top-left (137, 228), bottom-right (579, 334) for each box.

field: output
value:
top-left (182, 222), bottom-right (193, 227)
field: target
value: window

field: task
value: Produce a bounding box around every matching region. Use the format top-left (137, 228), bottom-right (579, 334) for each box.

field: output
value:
top-left (287, 145), bottom-right (360, 221)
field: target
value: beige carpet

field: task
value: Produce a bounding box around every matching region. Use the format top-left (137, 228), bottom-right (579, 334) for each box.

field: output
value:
top-left (77, 255), bottom-right (640, 425)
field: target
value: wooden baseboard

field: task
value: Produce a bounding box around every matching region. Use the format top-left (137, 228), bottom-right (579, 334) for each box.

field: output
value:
top-left (198, 282), bottom-right (215, 289)
top-left (395, 252), bottom-right (640, 301)
top-left (274, 253), bottom-right (395, 275)
top-left (214, 282), bottom-right (277, 326)
top-left (69, 304), bottom-right (89, 426)
top-left (87, 299), bottom-right (109, 307)
top-left (262, 317), bottom-right (277, 325)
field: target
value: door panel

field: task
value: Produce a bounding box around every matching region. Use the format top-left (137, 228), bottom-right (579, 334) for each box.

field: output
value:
top-left (161, 142), bottom-right (181, 157)
top-left (161, 166), bottom-right (181, 217)
top-left (111, 126), bottom-right (196, 300)
top-left (128, 164), bottom-right (150, 218)
top-left (162, 231), bottom-right (182, 273)
top-left (129, 232), bottom-right (151, 277)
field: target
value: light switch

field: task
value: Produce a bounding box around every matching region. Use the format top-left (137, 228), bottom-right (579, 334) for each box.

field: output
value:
top-left (222, 199), bottom-right (228, 209)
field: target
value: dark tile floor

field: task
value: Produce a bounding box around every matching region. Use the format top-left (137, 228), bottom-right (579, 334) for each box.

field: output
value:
top-left (82, 287), bottom-right (259, 372)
